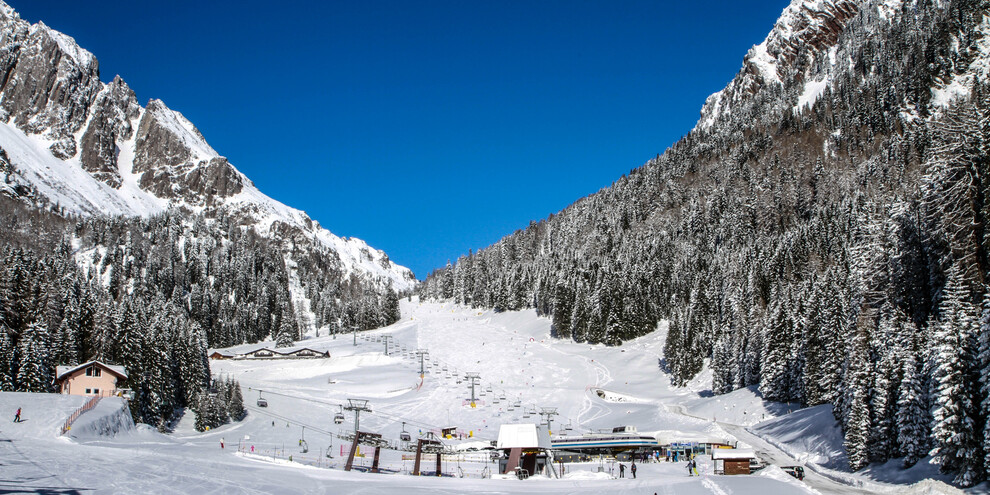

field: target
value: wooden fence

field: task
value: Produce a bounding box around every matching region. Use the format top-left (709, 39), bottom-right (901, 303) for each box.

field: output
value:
top-left (60, 395), bottom-right (102, 435)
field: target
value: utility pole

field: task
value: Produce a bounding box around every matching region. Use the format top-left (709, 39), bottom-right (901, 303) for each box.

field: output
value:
top-left (465, 372), bottom-right (480, 407)
top-left (344, 399), bottom-right (372, 435)
top-left (416, 350), bottom-right (429, 377)
top-left (540, 407), bottom-right (559, 433)
top-left (383, 335), bottom-right (392, 356)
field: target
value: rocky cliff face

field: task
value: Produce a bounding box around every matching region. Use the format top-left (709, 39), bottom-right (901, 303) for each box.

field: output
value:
top-left (0, 1), bottom-right (416, 291)
top-left (698, 0), bottom-right (862, 129)
top-left (79, 75), bottom-right (139, 188)
top-left (133, 99), bottom-right (244, 203)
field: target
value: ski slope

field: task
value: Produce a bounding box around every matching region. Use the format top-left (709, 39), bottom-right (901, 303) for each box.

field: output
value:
top-left (0, 299), bottom-right (964, 494)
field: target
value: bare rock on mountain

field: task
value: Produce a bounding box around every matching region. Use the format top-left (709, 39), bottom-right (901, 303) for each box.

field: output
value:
top-left (80, 76), bottom-right (140, 188)
top-left (134, 99), bottom-right (243, 203)
top-left (0, 19), bottom-right (101, 148)
top-left (699, 0), bottom-right (860, 129)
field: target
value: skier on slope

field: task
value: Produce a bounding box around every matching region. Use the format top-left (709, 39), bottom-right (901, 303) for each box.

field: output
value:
top-left (687, 458), bottom-right (693, 476)
top-left (13, 407), bottom-right (21, 423)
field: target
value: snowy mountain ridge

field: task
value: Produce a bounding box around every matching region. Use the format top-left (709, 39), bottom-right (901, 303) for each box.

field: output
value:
top-left (0, 1), bottom-right (415, 291)
top-left (699, 0), bottom-right (873, 129)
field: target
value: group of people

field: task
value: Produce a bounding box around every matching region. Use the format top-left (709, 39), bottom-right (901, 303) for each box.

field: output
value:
top-left (617, 460), bottom-right (638, 478)
top-left (616, 454), bottom-right (700, 479)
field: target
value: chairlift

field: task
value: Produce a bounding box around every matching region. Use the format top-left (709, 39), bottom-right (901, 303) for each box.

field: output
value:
top-left (334, 405), bottom-right (345, 425)
top-left (485, 386), bottom-right (492, 392)
top-left (257, 391), bottom-right (268, 407)
top-left (299, 426), bottom-right (309, 453)
top-left (400, 422), bottom-right (411, 442)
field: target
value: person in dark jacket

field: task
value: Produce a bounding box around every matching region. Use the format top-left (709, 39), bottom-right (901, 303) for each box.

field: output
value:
top-left (618, 463), bottom-right (625, 478)
top-left (631, 460), bottom-right (637, 478)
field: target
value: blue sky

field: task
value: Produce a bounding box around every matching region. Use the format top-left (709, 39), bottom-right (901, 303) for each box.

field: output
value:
top-left (14, 0), bottom-right (788, 279)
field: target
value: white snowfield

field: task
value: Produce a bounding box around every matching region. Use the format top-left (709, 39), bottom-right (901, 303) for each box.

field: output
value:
top-left (0, 300), bottom-right (967, 494)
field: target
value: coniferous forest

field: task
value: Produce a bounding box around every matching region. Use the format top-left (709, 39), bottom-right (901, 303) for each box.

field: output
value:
top-left (421, 0), bottom-right (990, 485)
top-left (0, 197), bottom-right (400, 430)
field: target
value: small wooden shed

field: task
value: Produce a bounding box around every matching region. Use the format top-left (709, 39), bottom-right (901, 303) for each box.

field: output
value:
top-left (712, 448), bottom-right (756, 475)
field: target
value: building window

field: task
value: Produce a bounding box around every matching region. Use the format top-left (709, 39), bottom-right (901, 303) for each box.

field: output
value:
top-left (85, 367), bottom-right (102, 377)
top-left (93, 388), bottom-right (100, 395)
top-left (85, 388), bottom-right (92, 394)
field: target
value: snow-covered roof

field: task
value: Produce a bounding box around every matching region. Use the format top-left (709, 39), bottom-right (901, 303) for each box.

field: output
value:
top-left (55, 361), bottom-right (128, 381)
top-left (711, 448), bottom-right (757, 460)
top-left (654, 430), bottom-right (734, 446)
top-left (496, 424), bottom-right (551, 450)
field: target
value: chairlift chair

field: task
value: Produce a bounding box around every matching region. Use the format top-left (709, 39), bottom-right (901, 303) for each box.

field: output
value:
top-left (400, 422), bottom-right (411, 442)
top-left (334, 405), bottom-right (345, 425)
top-left (257, 391), bottom-right (268, 407)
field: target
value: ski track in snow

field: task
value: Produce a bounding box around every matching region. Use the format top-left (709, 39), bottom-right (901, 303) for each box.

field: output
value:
top-left (0, 299), bottom-right (929, 494)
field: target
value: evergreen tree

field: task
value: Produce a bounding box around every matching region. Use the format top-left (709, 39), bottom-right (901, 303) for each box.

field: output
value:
top-left (930, 266), bottom-right (982, 486)
top-left (896, 349), bottom-right (929, 468)
top-left (0, 326), bottom-right (15, 391)
top-left (16, 321), bottom-right (52, 393)
top-left (843, 318), bottom-right (872, 471)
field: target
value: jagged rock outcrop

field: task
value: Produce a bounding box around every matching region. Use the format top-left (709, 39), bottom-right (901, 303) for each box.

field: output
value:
top-left (699, 0), bottom-right (860, 128)
top-left (133, 99), bottom-right (243, 203)
top-left (0, 0), bottom-right (416, 290)
top-left (79, 76), bottom-right (139, 188)
top-left (0, 13), bottom-right (101, 153)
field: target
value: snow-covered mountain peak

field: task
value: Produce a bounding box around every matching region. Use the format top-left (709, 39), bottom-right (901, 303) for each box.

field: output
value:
top-left (32, 21), bottom-right (96, 69)
top-left (0, 2), bottom-right (416, 292)
top-left (0, 1), bottom-right (16, 21)
top-left (698, 0), bottom-right (860, 129)
top-left (142, 99), bottom-right (220, 164)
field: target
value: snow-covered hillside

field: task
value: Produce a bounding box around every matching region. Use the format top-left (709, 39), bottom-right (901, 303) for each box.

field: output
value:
top-left (0, 1), bottom-right (415, 290)
top-left (1, 300), bottom-right (969, 494)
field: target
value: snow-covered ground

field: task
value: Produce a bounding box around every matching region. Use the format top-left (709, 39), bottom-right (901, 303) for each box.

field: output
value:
top-left (0, 299), bottom-right (973, 494)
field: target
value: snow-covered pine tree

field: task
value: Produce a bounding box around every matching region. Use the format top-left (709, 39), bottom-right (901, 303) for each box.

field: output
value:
top-left (868, 307), bottom-right (906, 463)
top-left (896, 347), bottom-right (929, 468)
top-left (760, 296), bottom-right (795, 402)
top-left (930, 265), bottom-right (982, 486)
top-left (227, 378), bottom-right (246, 421)
top-left (843, 313), bottom-right (872, 471)
top-left (0, 325), bottom-right (15, 391)
top-left (16, 321), bottom-right (52, 393)
top-left (551, 283), bottom-right (573, 339)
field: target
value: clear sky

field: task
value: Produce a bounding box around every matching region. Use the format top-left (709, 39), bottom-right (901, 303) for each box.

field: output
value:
top-left (14, 0), bottom-right (789, 279)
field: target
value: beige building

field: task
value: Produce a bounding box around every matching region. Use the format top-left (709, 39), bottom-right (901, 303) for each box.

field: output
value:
top-left (55, 361), bottom-right (128, 397)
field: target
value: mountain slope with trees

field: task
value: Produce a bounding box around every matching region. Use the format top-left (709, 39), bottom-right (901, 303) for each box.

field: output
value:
top-left (421, 0), bottom-right (990, 485)
top-left (0, 2), bottom-right (406, 429)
